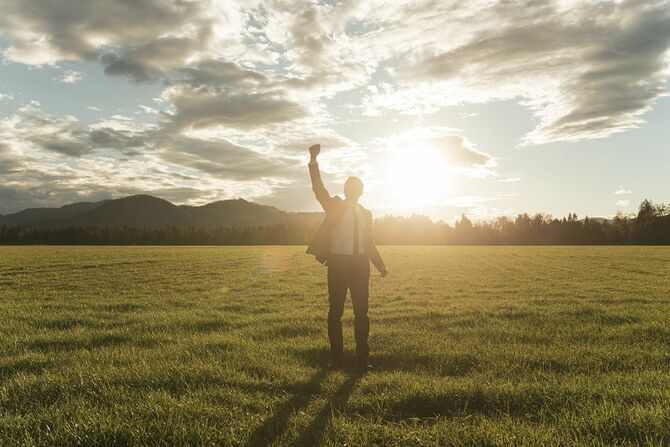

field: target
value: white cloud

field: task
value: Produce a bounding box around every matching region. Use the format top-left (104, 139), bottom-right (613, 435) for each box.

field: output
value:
top-left (2, 35), bottom-right (68, 65)
top-left (137, 105), bottom-right (159, 115)
top-left (616, 199), bottom-right (631, 207)
top-left (0, 92), bottom-right (14, 101)
top-left (614, 185), bottom-right (632, 195)
top-left (60, 69), bottom-right (83, 83)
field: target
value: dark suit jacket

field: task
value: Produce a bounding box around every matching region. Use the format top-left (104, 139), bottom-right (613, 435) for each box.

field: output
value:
top-left (306, 163), bottom-right (386, 272)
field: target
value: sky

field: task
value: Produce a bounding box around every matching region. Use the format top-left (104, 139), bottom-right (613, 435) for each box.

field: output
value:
top-left (0, 0), bottom-right (669, 222)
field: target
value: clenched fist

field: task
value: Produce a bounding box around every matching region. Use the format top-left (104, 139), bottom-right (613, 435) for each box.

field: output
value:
top-left (309, 144), bottom-right (320, 161)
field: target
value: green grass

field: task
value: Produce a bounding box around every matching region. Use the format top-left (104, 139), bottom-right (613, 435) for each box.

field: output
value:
top-left (1, 246), bottom-right (670, 446)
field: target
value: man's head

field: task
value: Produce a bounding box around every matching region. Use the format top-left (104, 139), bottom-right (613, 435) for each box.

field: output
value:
top-left (344, 176), bottom-right (364, 202)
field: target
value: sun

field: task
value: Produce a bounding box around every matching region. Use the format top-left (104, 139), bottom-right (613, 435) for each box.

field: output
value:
top-left (383, 146), bottom-right (451, 208)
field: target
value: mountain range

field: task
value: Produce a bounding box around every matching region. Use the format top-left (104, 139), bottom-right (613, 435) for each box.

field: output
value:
top-left (0, 195), bottom-right (322, 229)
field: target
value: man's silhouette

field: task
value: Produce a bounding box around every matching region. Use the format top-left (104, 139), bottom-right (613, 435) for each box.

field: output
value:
top-left (306, 144), bottom-right (387, 371)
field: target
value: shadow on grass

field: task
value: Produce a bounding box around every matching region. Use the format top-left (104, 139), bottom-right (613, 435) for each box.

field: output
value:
top-left (0, 358), bottom-right (52, 381)
top-left (355, 386), bottom-right (590, 422)
top-left (245, 355), bottom-right (362, 447)
top-left (294, 347), bottom-right (478, 376)
top-left (245, 368), bottom-right (328, 446)
top-left (293, 374), bottom-right (358, 447)
top-left (372, 352), bottom-right (479, 376)
top-left (28, 333), bottom-right (132, 352)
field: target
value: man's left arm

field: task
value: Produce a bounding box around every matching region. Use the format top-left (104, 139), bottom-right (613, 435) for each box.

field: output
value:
top-left (366, 212), bottom-right (388, 277)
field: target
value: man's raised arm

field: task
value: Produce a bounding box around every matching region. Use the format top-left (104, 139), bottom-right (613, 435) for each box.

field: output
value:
top-left (308, 144), bottom-right (333, 211)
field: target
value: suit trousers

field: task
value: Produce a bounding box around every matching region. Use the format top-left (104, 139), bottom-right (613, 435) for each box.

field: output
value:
top-left (327, 253), bottom-right (370, 361)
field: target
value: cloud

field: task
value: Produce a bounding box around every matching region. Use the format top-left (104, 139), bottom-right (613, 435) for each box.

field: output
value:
top-left (172, 59), bottom-right (269, 90)
top-left (0, 93), bottom-right (14, 101)
top-left (0, 0), bottom-right (280, 81)
top-left (375, 126), bottom-right (495, 171)
top-left (100, 29), bottom-right (214, 82)
top-left (614, 185), bottom-right (632, 195)
top-left (60, 69), bottom-right (83, 83)
top-left (166, 87), bottom-right (306, 131)
top-left (3, 0), bottom-right (669, 148)
top-left (284, 6), bottom-right (333, 71)
top-left (431, 135), bottom-right (492, 167)
top-left (2, 36), bottom-right (66, 65)
top-left (0, 142), bottom-right (23, 174)
top-left (154, 59), bottom-right (312, 132)
top-left (368, 1), bottom-right (670, 144)
top-left (0, 0), bottom-right (210, 65)
top-left (1, 104), bottom-right (91, 156)
top-left (137, 105), bottom-right (159, 115)
top-left (616, 199), bottom-right (631, 207)
top-left (154, 134), bottom-right (296, 181)
top-left (0, 105), bottom-right (151, 157)
top-left (261, 1), bottom-right (372, 95)
top-left (0, 96), bottom-right (305, 210)
top-left (0, 1), bottom-right (341, 211)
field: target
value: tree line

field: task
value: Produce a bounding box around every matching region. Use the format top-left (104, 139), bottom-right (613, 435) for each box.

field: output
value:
top-left (1, 199), bottom-right (669, 245)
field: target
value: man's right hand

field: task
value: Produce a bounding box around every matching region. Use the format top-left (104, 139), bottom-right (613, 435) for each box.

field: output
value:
top-left (309, 144), bottom-right (320, 161)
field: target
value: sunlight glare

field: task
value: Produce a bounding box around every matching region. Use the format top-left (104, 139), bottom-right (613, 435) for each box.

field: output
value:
top-left (384, 146), bottom-right (451, 208)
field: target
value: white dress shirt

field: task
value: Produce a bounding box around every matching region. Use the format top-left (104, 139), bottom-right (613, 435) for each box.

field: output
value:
top-left (330, 204), bottom-right (366, 255)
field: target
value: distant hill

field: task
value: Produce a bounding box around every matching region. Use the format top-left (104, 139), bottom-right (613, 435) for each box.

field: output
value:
top-left (0, 195), bottom-right (322, 229)
top-left (181, 199), bottom-right (293, 229)
top-left (0, 200), bottom-right (108, 226)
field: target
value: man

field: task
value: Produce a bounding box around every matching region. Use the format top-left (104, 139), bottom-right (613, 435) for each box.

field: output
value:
top-left (306, 143), bottom-right (388, 371)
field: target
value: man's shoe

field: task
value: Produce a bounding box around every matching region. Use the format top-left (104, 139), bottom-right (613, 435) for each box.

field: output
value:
top-left (356, 359), bottom-right (373, 372)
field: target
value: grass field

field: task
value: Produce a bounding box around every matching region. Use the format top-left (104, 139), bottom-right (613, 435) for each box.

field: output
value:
top-left (1, 246), bottom-right (670, 446)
